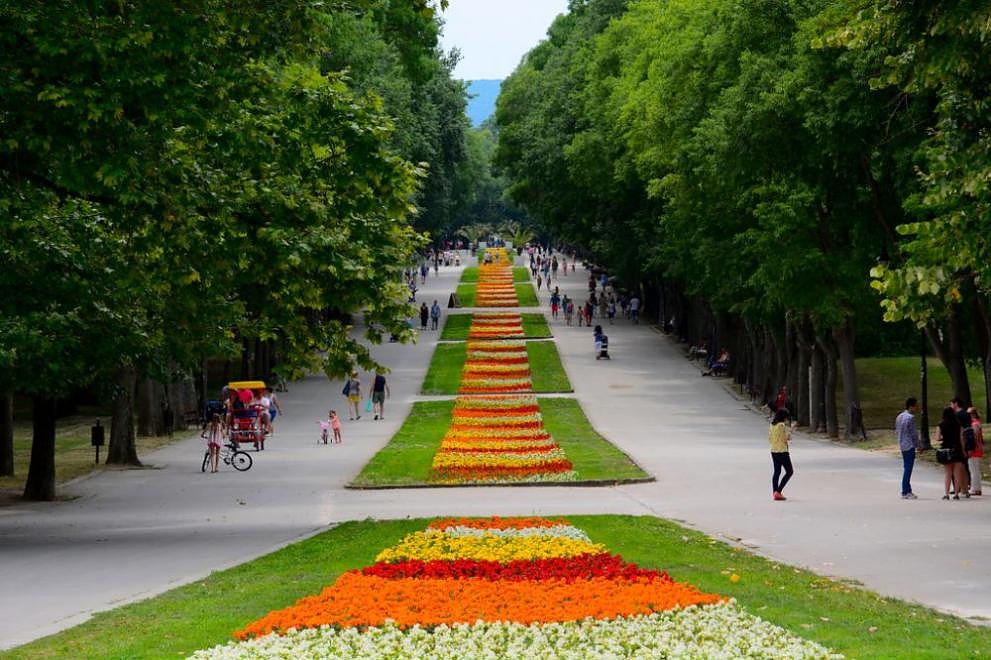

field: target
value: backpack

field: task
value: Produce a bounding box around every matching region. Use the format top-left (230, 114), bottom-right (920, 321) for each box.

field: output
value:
top-left (342, 381), bottom-right (351, 396)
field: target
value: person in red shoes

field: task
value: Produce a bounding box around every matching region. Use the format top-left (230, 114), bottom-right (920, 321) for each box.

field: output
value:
top-left (768, 408), bottom-right (795, 501)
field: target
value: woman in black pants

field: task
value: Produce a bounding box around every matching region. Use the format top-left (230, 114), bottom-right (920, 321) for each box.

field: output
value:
top-left (768, 408), bottom-right (794, 501)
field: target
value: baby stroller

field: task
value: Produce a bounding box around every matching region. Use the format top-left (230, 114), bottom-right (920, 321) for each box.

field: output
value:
top-left (595, 333), bottom-right (610, 360)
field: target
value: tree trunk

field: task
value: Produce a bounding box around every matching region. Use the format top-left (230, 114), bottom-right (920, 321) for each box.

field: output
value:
top-left (810, 343), bottom-right (826, 432)
top-left (0, 391), bottom-right (13, 477)
top-left (833, 317), bottom-right (864, 440)
top-left (23, 396), bottom-right (57, 501)
top-left (926, 306), bottom-right (973, 405)
top-left (761, 325), bottom-right (777, 403)
top-left (975, 296), bottom-right (991, 419)
top-left (793, 321), bottom-right (813, 427)
top-left (817, 333), bottom-right (839, 438)
top-left (136, 378), bottom-right (165, 436)
top-left (107, 365), bottom-right (142, 466)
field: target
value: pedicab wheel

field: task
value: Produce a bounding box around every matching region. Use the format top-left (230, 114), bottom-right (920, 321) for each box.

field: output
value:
top-left (231, 451), bottom-right (252, 471)
top-left (201, 451), bottom-right (208, 473)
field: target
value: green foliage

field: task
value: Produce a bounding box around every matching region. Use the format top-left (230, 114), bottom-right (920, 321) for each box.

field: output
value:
top-left (350, 401), bottom-right (454, 487)
top-left (420, 343), bottom-right (467, 393)
top-left (515, 283), bottom-right (540, 307)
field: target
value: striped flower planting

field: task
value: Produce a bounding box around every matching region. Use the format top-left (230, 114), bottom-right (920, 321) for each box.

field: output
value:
top-left (460, 338), bottom-right (533, 394)
top-left (430, 395), bottom-right (575, 483)
top-left (474, 261), bottom-right (518, 307)
top-left (195, 518), bottom-right (838, 659)
top-left (468, 311), bottom-right (525, 339)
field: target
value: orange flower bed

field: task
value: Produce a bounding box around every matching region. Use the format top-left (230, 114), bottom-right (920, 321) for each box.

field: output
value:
top-left (236, 571), bottom-right (720, 638)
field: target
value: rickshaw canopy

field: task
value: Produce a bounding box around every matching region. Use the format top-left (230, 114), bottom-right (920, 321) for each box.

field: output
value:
top-left (228, 380), bottom-right (267, 390)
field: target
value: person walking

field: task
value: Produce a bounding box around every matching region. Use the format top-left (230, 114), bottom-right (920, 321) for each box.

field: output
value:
top-left (968, 407), bottom-right (984, 496)
top-left (768, 408), bottom-right (795, 501)
top-left (896, 397), bottom-right (922, 499)
top-left (344, 372), bottom-right (361, 420)
top-left (371, 371), bottom-right (390, 420)
top-left (430, 300), bottom-right (441, 331)
top-left (938, 406), bottom-right (968, 500)
top-left (950, 397), bottom-right (973, 496)
top-left (419, 302), bottom-right (429, 330)
top-left (630, 295), bottom-right (641, 324)
top-left (202, 413), bottom-right (223, 473)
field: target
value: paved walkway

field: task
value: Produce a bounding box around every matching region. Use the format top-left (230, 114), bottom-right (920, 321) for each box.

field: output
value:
top-left (2, 255), bottom-right (990, 649)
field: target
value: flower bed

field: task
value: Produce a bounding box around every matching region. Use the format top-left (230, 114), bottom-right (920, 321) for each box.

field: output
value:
top-left (193, 518), bottom-right (839, 659)
top-left (460, 338), bottom-right (533, 394)
top-left (468, 312), bottom-right (525, 339)
top-left (430, 395), bottom-right (574, 483)
top-left (474, 261), bottom-right (519, 307)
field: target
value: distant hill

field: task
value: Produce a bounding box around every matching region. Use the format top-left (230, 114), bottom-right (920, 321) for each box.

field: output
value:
top-left (466, 79), bottom-right (502, 127)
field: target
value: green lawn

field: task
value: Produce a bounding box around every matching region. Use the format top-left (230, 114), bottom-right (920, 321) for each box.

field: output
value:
top-left (439, 313), bottom-right (473, 340)
top-left (521, 313), bottom-right (552, 338)
top-left (513, 266), bottom-right (530, 282)
top-left (420, 343), bottom-right (467, 394)
top-left (350, 397), bottom-right (649, 487)
top-left (350, 400), bottom-right (453, 487)
top-left (440, 313), bottom-right (552, 341)
top-left (9, 515), bottom-right (990, 658)
top-left (459, 266), bottom-right (479, 283)
top-left (455, 283), bottom-right (475, 307)
top-left (515, 283), bottom-right (539, 307)
top-left (846, 357), bottom-right (987, 430)
top-left (539, 398), bottom-right (648, 482)
top-left (527, 341), bottom-right (573, 392)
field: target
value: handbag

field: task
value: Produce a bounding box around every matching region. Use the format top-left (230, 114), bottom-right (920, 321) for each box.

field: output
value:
top-left (936, 447), bottom-right (954, 465)
top-left (365, 397), bottom-right (373, 413)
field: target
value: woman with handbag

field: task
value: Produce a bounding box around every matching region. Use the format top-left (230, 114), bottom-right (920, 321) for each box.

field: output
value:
top-left (937, 407), bottom-right (968, 500)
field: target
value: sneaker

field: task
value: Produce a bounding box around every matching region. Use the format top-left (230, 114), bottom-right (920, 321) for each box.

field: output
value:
top-left (953, 495), bottom-right (960, 500)
top-left (772, 492), bottom-right (786, 501)
top-left (942, 495), bottom-right (950, 500)
top-left (374, 414), bottom-right (379, 420)
top-left (973, 491), bottom-right (982, 496)
top-left (963, 492), bottom-right (971, 498)
top-left (901, 493), bottom-right (918, 500)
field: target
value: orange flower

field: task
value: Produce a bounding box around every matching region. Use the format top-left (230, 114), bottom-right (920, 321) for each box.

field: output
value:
top-left (234, 574), bottom-right (723, 638)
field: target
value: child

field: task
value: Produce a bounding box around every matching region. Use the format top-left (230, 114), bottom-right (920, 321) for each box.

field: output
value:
top-left (202, 413), bottom-right (223, 473)
top-left (330, 410), bottom-right (343, 444)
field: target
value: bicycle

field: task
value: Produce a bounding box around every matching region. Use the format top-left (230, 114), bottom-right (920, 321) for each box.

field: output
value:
top-left (202, 440), bottom-right (253, 472)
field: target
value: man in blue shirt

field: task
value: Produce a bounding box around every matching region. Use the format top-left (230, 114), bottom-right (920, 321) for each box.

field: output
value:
top-left (896, 397), bottom-right (922, 499)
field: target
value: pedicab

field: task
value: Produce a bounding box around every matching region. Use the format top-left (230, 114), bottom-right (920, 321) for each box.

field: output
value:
top-left (227, 380), bottom-right (269, 451)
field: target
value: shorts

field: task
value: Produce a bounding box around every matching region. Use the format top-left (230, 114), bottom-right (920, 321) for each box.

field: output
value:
top-left (348, 394), bottom-right (360, 403)
top-left (269, 409), bottom-right (277, 422)
top-left (372, 391), bottom-right (385, 404)
top-left (208, 441), bottom-right (221, 450)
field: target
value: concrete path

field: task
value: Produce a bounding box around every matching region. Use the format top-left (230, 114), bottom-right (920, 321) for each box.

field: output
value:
top-left (2, 254), bottom-right (990, 649)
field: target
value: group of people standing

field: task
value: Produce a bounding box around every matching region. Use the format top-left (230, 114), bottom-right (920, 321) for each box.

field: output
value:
top-left (768, 395), bottom-right (986, 502)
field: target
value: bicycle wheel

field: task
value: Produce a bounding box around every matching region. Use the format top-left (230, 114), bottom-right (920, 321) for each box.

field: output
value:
top-left (201, 451), bottom-right (209, 473)
top-left (231, 451), bottom-right (252, 471)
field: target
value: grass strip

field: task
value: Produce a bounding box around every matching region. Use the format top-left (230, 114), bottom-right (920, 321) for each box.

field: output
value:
top-left (350, 400), bottom-right (454, 488)
top-left (515, 283), bottom-right (539, 307)
top-left (538, 398), bottom-right (647, 481)
top-left (10, 515), bottom-right (991, 658)
top-left (420, 343), bottom-right (466, 394)
top-left (513, 267), bottom-right (530, 282)
top-left (455, 284), bottom-right (476, 308)
top-left (439, 314), bottom-right (473, 341)
top-left (459, 266), bottom-right (479, 283)
top-left (527, 342), bottom-right (573, 393)
top-left (521, 313), bottom-right (552, 338)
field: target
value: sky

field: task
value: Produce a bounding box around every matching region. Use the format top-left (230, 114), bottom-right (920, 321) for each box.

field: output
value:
top-left (437, 0), bottom-right (570, 80)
